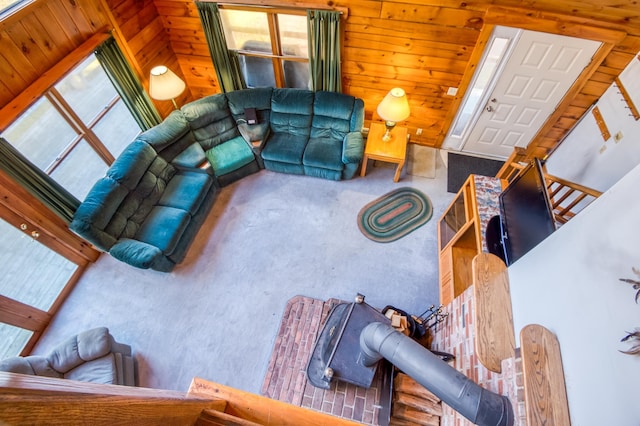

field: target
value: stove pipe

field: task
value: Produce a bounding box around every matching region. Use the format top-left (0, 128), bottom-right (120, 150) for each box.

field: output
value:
top-left (360, 322), bottom-right (513, 426)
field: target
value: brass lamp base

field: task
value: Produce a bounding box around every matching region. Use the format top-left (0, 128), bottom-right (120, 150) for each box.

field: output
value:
top-left (382, 121), bottom-right (396, 141)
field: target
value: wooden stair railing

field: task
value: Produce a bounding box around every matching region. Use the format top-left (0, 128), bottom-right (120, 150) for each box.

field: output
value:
top-left (0, 371), bottom-right (222, 425)
top-left (544, 173), bottom-right (602, 225)
top-left (496, 147), bottom-right (528, 182)
top-left (496, 147), bottom-right (602, 225)
top-left (188, 377), bottom-right (361, 426)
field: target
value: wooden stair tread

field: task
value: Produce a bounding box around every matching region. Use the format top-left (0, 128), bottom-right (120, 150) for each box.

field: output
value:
top-left (521, 324), bottom-right (571, 426)
top-left (472, 253), bottom-right (516, 373)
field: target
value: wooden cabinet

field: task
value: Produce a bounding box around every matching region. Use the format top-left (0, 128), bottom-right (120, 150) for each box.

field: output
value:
top-left (437, 175), bottom-right (503, 305)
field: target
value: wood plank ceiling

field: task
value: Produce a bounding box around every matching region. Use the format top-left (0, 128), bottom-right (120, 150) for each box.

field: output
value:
top-left (1, 0), bottom-right (639, 159)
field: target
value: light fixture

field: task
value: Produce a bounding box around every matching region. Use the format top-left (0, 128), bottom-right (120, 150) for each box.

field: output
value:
top-left (376, 88), bottom-right (410, 142)
top-left (149, 65), bottom-right (186, 109)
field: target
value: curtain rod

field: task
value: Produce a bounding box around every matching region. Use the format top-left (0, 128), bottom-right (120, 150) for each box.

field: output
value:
top-left (211, 2), bottom-right (348, 17)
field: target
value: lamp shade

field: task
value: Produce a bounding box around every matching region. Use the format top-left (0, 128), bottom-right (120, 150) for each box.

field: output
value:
top-left (376, 88), bottom-right (410, 123)
top-left (149, 65), bottom-right (185, 101)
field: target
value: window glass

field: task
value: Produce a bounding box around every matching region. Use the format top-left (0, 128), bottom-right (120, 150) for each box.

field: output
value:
top-left (283, 61), bottom-right (310, 89)
top-left (240, 56), bottom-right (276, 88)
top-left (55, 56), bottom-right (118, 125)
top-left (220, 9), bottom-right (270, 51)
top-left (0, 323), bottom-right (32, 360)
top-left (93, 100), bottom-right (140, 158)
top-left (50, 139), bottom-right (108, 200)
top-left (279, 14), bottom-right (308, 57)
top-left (451, 37), bottom-right (510, 137)
top-left (0, 0), bottom-right (29, 16)
top-left (3, 97), bottom-right (78, 172)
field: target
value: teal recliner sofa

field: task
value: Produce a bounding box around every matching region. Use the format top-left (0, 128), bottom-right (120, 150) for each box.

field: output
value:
top-left (70, 88), bottom-right (364, 271)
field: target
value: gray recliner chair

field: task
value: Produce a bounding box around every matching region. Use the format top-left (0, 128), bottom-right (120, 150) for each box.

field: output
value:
top-left (0, 327), bottom-right (135, 386)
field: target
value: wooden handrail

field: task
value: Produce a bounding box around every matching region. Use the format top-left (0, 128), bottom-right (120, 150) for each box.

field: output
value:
top-left (0, 372), bottom-right (221, 425)
top-left (544, 173), bottom-right (602, 225)
top-left (496, 147), bottom-right (527, 181)
top-left (188, 377), bottom-right (362, 426)
top-left (497, 148), bottom-right (602, 225)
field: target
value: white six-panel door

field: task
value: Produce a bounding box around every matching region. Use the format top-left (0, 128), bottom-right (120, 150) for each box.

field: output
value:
top-left (462, 30), bottom-right (601, 159)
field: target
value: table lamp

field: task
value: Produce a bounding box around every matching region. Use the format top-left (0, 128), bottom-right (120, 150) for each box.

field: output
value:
top-left (149, 65), bottom-right (186, 109)
top-left (376, 88), bottom-right (410, 142)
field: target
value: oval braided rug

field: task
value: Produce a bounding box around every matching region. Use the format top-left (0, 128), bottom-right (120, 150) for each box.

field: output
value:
top-left (357, 187), bottom-right (433, 243)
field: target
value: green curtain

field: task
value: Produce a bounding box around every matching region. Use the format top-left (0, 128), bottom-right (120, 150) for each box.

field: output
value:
top-left (95, 36), bottom-right (162, 131)
top-left (0, 138), bottom-right (79, 223)
top-left (307, 10), bottom-right (342, 92)
top-left (196, 2), bottom-right (246, 93)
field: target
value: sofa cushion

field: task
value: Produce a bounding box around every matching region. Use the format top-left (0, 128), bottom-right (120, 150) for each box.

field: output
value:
top-left (171, 142), bottom-right (207, 168)
top-left (70, 177), bottom-right (128, 251)
top-left (134, 206), bottom-right (191, 256)
top-left (205, 136), bottom-right (256, 177)
top-left (181, 94), bottom-right (239, 150)
top-left (158, 171), bottom-right (213, 215)
top-left (226, 87), bottom-right (274, 117)
top-left (107, 141), bottom-right (158, 191)
top-left (261, 133), bottom-right (310, 165)
top-left (303, 138), bottom-right (344, 171)
top-left (64, 354), bottom-right (117, 384)
top-left (270, 89), bottom-right (314, 137)
top-left (138, 110), bottom-right (194, 163)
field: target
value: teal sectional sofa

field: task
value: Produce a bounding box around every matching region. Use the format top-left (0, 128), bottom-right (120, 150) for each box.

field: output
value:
top-left (70, 88), bottom-right (364, 271)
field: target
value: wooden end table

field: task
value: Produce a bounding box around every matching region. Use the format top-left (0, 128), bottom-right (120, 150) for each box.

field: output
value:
top-left (360, 122), bottom-right (408, 182)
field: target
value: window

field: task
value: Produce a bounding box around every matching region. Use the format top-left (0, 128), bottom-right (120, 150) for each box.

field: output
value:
top-left (1, 54), bottom-right (140, 200)
top-left (0, 0), bottom-right (32, 17)
top-left (219, 7), bottom-right (310, 89)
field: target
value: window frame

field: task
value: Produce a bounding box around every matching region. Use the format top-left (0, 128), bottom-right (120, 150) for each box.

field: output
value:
top-left (219, 4), bottom-right (309, 88)
top-left (0, 0), bottom-right (35, 21)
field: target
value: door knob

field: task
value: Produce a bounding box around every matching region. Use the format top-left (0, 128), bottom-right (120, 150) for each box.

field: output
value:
top-left (486, 105), bottom-right (494, 112)
top-left (31, 230), bottom-right (40, 239)
top-left (20, 223), bottom-right (27, 230)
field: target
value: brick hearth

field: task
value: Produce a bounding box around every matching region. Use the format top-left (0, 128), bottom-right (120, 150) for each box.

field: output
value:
top-left (261, 295), bottom-right (386, 425)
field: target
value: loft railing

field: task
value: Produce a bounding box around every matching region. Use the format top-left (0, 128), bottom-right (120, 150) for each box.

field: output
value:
top-left (496, 148), bottom-right (602, 226)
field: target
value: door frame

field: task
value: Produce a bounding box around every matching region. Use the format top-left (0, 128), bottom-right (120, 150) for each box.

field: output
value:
top-left (436, 6), bottom-right (627, 159)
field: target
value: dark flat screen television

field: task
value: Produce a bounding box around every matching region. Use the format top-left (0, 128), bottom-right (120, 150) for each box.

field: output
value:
top-left (488, 158), bottom-right (556, 266)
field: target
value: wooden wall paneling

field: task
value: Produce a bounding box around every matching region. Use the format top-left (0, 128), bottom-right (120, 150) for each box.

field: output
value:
top-left (4, 19), bottom-right (54, 73)
top-left (59, 0), bottom-right (108, 36)
top-left (25, 6), bottom-right (73, 61)
top-left (176, 54), bottom-right (219, 98)
top-left (380, 2), bottom-right (484, 30)
top-left (45, 1), bottom-right (85, 45)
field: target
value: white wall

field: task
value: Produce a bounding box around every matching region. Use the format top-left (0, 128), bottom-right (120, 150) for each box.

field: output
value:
top-left (508, 163), bottom-right (640, 425)
top-left (546, 55), bottom-right (640, 192)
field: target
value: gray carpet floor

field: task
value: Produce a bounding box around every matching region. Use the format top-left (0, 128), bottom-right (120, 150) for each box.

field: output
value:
top-left (33, 152), bottom-right (454, 394)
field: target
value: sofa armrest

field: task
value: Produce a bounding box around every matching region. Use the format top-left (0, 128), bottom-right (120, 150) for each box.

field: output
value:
top-left (342, 132), bottom-right (365, 164)
top-left (109, 239), bottom-right (166, 270)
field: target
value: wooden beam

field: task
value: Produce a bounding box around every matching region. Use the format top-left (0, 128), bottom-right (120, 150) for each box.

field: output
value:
top-left (0, 295), bottom-right (50, 332)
